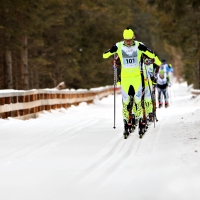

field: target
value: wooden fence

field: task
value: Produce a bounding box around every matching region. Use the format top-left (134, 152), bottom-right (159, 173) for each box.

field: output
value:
top-left (191, 89), bottom-right (200, 95)
top-left (0, 86), bottom-right (121, 120)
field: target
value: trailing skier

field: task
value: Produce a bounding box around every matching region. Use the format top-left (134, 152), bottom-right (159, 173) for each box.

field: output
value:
top-left (157, 70), bottom-right (171, 108)
top-left (143, 55), bottom-right (159, 124)
top-left (159, 59), bottom-right (174, 75)
top-left (103, 27), bottom-right (162, 139)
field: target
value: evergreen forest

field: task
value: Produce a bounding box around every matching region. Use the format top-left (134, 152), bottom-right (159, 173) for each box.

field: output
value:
top-left (0, 0), bottom-right (199, 90)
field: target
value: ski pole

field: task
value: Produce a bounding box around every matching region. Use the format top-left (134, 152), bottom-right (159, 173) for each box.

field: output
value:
top-left (140, 57), bottom-right (147, 124)
top-left (113, 54), bottom-right (117, 129)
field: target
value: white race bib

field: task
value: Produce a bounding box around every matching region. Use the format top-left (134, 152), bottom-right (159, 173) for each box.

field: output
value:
top-left (121, 45), bottom-right (138, 68)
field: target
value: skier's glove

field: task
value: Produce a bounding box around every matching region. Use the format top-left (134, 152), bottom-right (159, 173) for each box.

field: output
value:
top-left (111, 55), bottom-right (120, 68)
top-left (117, 75), bottom-right (121, 83)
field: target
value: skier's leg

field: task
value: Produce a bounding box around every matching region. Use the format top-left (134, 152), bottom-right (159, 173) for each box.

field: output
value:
top-left (144, 80), bottom-right (153, 122)
top-left (121, 76), bottom-right (141, 136)
top-left (127, 85), bottom-right (135, 132)
top-left (163, 87), bottom-right (169, 107)
top-left (121, 79), bottom-right (135, 136)
top-left (137, 69), bottom-right (148, 137)
top-left (131, 76), bottom-right (143, 121)
top-left (121, 95), bottom-right (130, 136)
top-left (157, 88), bottom-right (162, 108)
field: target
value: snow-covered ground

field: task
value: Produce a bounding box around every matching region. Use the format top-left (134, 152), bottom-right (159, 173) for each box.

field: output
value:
top-left (0, 82), bottom-right (200, 200)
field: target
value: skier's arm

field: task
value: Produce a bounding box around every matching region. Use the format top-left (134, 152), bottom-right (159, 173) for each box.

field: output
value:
top-left (168, 64), bottom-right (174, 73)
top-left (167, 75), bottom-right (171, 86)
top-left (138, 43), bottom-right (161, 66)
top-left (103, 44), bottom-right (118, 59)
top-left (153, 63), bottom-right (160, 74)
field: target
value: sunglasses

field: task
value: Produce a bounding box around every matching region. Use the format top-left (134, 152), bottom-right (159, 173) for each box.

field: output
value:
top-left (124, 39), bottom-right (133, 43)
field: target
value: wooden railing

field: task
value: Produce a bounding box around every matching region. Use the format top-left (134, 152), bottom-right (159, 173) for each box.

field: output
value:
top-left (0, 86), bottom-right (121, 120)
top-left (191, 89), bottom-right (200, 95)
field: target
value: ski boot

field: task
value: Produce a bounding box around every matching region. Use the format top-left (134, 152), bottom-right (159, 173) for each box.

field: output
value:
top-left (127, 121), bottom-right (132, 133)
top-left (158, 102), bottom-right (163, 108)
top-left (127, 119), bottom-right (133, 133)
top-left (138, 118), bottom-right (147, 139)
top-left (148, 112), bottom-right (154, 123)
top-left (127, 114), bottom-right (137, 133)
top-left (148, 112), bottom-right (158, 123)
top-left (165, 102), bottom-right (169, 108)
top-left (144, 118), bottom-right (149, 131)
top-left (123, 120), bottom-right (129, 139)
top-left (131, 114), bottom-right (137, 131)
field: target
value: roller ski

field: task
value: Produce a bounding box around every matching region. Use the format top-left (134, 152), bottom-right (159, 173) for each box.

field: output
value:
top-left (165, 102), bottom-right (169, 108)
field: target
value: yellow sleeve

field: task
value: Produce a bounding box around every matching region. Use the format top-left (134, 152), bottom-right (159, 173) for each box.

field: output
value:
top-left (103, 51), bottom-right (114, 59)
top-left (143, 51), bottom-right (161, 66)
top-left (154, 55), bottom-right (161, 66)
top-left (103, 43), bottom-right (119, 59)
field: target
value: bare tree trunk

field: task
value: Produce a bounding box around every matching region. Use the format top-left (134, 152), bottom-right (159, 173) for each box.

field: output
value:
top-left (29, 69), bottom-right (33, 89)
top-left (35, 70), bottom-right (39, 89)
top-left (198, 59), bottom-right (200, 89)
top-left (29, 69), bottom-right (39, 89)
top-left (194, 9), bottom-right (200, 89)
top-left (49, 72), bottom-right (57, 87)
top-left (1, 53), bottom-right (6, 89)
top-left (12, 53), bottom-right (20, 89)
top-left (20, 33), bottom-right (29, 90)
top-left (5, 46), bottom-right (13, 89)
top-left (198, 22), bottom-right (200, 89)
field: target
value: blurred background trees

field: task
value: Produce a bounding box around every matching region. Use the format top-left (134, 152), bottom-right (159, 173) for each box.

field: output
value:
top-left (0, 0), bottom-right (199, 89)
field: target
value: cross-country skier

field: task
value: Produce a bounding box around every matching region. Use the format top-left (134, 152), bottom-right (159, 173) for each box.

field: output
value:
top-left (160, 59), bottom-right (174, 75)
top-left (142, 55), bottom-right (159, 122)
top-left (103, 27), bottom-right (162, 138)
top-left (156, 70), bottom-right (171, 108)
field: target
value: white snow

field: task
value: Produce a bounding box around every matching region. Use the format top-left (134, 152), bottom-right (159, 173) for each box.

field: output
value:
top-left (0, 82), bottom-right (200, 200)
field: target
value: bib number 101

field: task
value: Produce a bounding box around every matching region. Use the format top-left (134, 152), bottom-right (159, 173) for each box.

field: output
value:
top-left (126, 58), bottom-right (135, 64)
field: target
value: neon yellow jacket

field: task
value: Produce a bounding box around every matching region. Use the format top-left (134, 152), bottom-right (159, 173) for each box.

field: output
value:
top-left (103, 41), bottom-right (161, 78)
